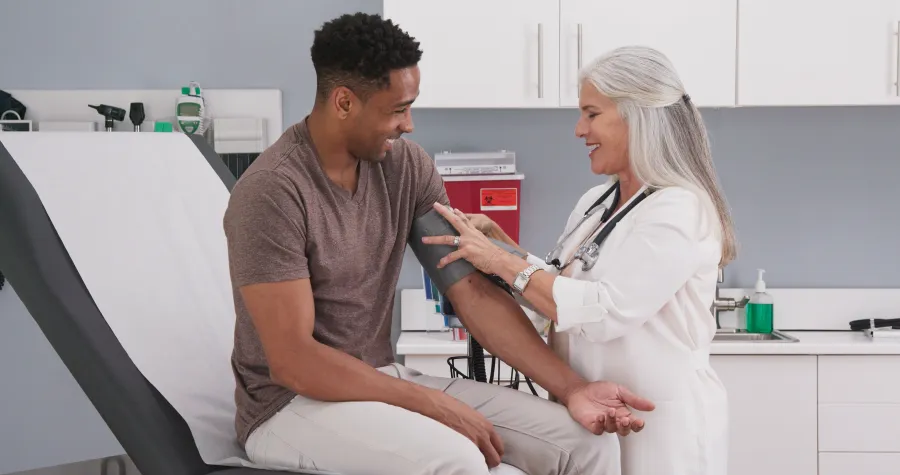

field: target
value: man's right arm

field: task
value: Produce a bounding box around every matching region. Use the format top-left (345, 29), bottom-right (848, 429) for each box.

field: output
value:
top-left (237, 256), bottom-right (504, 467)
top-left (239, 277), bottom-right (431, 407)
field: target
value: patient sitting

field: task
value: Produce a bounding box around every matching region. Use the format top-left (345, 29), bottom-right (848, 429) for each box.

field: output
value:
top-left (222, 12), bottom-right (652, 475)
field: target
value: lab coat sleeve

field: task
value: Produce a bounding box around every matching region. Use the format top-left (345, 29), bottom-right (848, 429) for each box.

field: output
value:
top-left (526, 252), bottom-right (555, 272)
top-left (552, 188), bottom-right (707, 342)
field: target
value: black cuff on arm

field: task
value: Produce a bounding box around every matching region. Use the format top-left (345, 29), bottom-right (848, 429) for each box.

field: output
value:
top-left (490, 239), bottom-right (527, 260)
top-left (408, 209), bottom-right (478, 294)
top-left (409, 209), bottom-right (521, 298)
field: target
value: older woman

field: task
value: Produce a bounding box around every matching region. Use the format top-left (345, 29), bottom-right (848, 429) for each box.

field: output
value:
top-left (423, 45), bottom-right (734, 475)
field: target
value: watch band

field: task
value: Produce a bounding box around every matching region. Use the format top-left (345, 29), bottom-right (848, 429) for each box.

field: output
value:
top-left (513, 264), bottom-right (542, 294)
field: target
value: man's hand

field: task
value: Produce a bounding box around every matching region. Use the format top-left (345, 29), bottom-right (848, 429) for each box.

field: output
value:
top-left (564, 381), bottom-right (656, 436)
top-left (426, 390), bottom-right (504, 468)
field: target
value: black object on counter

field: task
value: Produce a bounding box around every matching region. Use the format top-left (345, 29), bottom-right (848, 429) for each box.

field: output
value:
top-left (0, 89), bottom-right (26, 120)
top-left (89, 104), bottom-right (126, 131)
top-left (849, 318), bottom-right (900, 331)
top-left (129, 103), bottom-right (145, 132)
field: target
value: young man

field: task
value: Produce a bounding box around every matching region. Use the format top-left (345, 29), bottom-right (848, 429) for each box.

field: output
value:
top-left (223, 12), bottom-right (653, 475)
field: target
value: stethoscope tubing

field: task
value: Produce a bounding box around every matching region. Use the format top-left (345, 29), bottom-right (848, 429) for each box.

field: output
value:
top-left (545, 181), bottom-right (652, 272)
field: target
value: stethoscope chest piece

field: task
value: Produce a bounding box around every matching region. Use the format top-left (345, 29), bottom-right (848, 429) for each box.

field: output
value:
top-left (573, 242), bottom-right (601, 271)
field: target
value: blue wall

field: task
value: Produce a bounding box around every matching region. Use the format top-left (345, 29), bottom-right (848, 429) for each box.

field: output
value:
top-left (1, 0), bottom-right (899, 473)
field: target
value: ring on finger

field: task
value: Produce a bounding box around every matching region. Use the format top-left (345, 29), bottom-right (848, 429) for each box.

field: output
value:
top-left (452, 236), bottom-right (460, 246)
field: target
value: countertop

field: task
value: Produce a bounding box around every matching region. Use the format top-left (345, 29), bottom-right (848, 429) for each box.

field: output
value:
top-left (396, 330), bottom-right (900, 356)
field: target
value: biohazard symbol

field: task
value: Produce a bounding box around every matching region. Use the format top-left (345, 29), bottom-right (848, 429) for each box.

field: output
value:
top-left (479, 188), bottom-right (518, 210)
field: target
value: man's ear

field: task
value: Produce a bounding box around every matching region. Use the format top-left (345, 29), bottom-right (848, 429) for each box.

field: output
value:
top-left (332, 87), bottom-right (353, 118)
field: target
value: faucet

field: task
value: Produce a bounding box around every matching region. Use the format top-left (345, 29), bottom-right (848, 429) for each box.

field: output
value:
top-left (712, 267), bottom-right (750, 329)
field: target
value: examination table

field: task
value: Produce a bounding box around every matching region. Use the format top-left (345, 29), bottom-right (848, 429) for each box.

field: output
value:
top-left (0, 133), bottom-right (527, 475)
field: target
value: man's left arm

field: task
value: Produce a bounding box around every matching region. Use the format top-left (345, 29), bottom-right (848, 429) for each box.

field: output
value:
top-left (404, 143), bottom-right (591, 405)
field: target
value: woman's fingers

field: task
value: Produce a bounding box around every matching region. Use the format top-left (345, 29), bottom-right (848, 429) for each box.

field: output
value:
top-left (421, 235), bottom-right (460, 246)
top-left (438, 250), bottom-right (465, 268)
top-left (433, 202), bottom-right (467, 232)
top-left (452, 208), bottom-right (474, 229)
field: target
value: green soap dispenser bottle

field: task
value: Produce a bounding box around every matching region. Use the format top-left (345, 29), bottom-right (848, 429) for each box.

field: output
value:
top-left (746, 269), bottom-right (774, 333)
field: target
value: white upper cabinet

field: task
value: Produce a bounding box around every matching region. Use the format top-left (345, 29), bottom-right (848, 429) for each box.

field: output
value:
top-left (558, 0), bottom-right (738, 108)
top-left (383, 0), bottom-right (560, 108)
top-left (385, 0), bottom-right (900, 108)
top-left (738, 0), bottom-right (900, 106)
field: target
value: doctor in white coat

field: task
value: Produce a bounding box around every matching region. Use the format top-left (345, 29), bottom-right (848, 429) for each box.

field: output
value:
top-left (422, 45), bottom-right (734, 475)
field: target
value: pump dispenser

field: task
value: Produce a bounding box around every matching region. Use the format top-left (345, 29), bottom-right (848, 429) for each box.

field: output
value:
top-left (746, 269), bottom-right (774, 333)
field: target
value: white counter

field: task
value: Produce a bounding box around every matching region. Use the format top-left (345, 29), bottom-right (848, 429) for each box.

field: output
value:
top-left (396, 329), bottom-right (900, 357)
top-left (396, 328), bottom-right (900, 475)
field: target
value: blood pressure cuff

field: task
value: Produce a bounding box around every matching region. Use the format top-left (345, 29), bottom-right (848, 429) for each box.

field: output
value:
top-left (409, 208), bottom-right (525, 294)
top-left (409, 209), bottom-right (478, 294)
top-left (492, 239), bottom-right (527, 260)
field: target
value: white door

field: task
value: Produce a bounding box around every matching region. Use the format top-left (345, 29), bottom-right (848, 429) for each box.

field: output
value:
top-left (738, 0), bottom-right (900, 106)
top-left (383, 0), bottom-right (560, 108)
top-left (558, 0), bottom-right (738, 108)
top-left (711, 355), bottom-right (819, 475)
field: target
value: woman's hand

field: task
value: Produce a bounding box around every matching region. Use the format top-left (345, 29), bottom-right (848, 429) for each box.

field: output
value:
top-left (421, 203), bottom-right (508, 275)
top-left (465, 213), bottom-right (497, 237)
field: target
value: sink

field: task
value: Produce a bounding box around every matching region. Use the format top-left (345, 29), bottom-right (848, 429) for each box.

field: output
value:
top-left (713, 329), bottom-right (799, 342)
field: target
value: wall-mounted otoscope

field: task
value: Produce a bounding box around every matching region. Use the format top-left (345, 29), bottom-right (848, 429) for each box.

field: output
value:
top-left (88, 104), bottom-right (126, 132)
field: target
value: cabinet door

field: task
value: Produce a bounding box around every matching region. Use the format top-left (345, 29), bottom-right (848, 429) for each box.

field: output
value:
top-left (710, 355), bottom-right (818, 475)
top-left (559, 0), bottom-right (737, 108)
top-left (738, 0), bottom-right (900, 106)
top-left (383, 0), bottom-right (560, 108)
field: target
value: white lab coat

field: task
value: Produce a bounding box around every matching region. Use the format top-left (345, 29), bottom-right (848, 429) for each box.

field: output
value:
top-left (522, 181), bottom-right (729, 475)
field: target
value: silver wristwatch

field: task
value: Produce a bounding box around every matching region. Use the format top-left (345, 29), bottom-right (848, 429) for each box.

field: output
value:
top-left (512, 264), bottom-right (542, 294)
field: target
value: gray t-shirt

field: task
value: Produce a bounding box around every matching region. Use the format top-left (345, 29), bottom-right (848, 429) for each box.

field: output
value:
top-left (223, 118), bottom-right (449, 446)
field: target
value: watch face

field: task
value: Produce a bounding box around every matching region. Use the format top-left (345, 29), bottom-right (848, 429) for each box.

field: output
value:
top-left (513, 276), bottom-right (525, 293)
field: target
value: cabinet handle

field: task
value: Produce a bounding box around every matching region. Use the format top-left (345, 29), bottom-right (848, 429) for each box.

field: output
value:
top-left (895, 21), bottom-right (900, 96)
top-left (538, 23), bottom-right (544, 99)
top-left (577, 24), bottom-right (583, 98)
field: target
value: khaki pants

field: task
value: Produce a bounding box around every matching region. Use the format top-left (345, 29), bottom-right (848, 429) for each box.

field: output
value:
top-left (245, 364), bottom-right (620, 475)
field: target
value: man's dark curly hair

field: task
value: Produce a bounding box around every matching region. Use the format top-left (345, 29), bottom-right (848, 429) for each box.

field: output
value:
top-left (311, 13), bottom-right (423, 102)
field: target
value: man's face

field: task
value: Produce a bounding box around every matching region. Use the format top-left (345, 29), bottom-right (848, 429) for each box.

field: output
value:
top-left (344, 66), bottom-right (420, 162)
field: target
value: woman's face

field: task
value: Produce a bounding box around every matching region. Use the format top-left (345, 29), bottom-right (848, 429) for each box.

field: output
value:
top-left (574, 82), bottom-right (630, 176)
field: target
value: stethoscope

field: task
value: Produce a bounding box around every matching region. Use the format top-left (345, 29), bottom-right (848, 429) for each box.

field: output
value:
top-left (545, 181), bottom-right (654, 272)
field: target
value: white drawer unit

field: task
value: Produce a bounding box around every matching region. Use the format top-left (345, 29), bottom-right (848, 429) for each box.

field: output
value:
top-left (818, 355), bottom-right (900, 457)
top-left (819, 452), bottom-right (900, 475)
top-left (818, 355), bottom-right (900, 403)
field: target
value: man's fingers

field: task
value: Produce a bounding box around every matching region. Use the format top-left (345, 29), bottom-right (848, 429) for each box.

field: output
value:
top-left (631, 418), bottom-right (646, 433)
top-left (616, 417), bottom-right (633, 436)
top-left (603, 411), bottom-right (618, 434)
top-left (588, 414), bottom-right (605, 435)
top-left (480, 437), bottom-right (502, 468)
top-left (489, 428), bottom-right (505, 458)
top-left (619, 386), bottom-right (656, 411)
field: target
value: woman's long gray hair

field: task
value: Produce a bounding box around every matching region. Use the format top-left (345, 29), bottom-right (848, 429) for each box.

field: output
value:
top-left (579, 45), bottom-right (737, 265)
